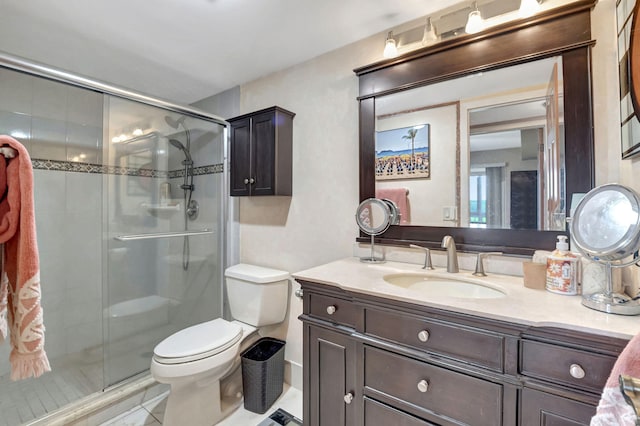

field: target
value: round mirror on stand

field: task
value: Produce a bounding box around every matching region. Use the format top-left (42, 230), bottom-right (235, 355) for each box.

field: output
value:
top-left (355, 198), bottom-right (400, 263)
top-left (570, 184), bottom-right (640, 315)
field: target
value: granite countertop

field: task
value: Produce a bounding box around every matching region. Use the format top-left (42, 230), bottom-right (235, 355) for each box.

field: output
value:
top-left (293, 257), bottom-right (640, 340)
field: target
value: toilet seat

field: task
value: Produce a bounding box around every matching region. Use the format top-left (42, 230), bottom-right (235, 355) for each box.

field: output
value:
top-left (153, 318), bottom-right (242, 364)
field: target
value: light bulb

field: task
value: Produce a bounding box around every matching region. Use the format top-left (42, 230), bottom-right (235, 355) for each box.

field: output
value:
top-left (132, 128), bottom-right (143, 136)
top-left (465, 10), bottom-right (484, 34)
top-left (519, 0), bottom-right (540, 17)
top-left (383, 32), bottom-right (398, 58)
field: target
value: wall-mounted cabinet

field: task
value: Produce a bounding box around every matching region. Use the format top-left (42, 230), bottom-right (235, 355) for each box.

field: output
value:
top-left (228, 106), bottom-right (294, 196)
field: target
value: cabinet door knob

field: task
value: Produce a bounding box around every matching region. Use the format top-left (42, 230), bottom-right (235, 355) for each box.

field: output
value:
top-left (417, 330), bottom-right (430, 342)
top-left (243, 178), bottom-right (249, 184)
top-left (326, 305), bottom-right (337, 315)
top-left (249, 177), bottom-right (255, 184)
top-left (570, 364), bottom-right (585, 379)
top-left (343, 392), bottom-right (354, 404)
top-left (417, 379), bottom-right (429, 393)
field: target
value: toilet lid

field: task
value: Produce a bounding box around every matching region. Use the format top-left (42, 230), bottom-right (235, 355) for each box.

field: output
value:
top-left (153, 318), bottom-right (242, 364)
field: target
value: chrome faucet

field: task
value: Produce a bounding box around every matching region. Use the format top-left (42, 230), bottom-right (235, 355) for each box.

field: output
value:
top-left (441, 235), bottom-right (459, 273)
top-left (473, 252), bottom-right (503, 277)
top-left (409, 244), bottom-right (434, 270)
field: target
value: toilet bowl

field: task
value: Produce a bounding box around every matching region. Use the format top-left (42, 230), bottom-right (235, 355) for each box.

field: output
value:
top-left (150, 264), bottom-right (289, 426)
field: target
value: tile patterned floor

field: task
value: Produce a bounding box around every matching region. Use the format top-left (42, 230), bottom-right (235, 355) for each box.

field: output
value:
top-left (99, 385), bottom-right (302, 426)
top-left (0, 352), bottom-right (103, 426)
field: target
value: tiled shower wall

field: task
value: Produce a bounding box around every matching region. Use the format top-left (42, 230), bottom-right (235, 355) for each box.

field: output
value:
top-left (0, 69), bottom-right (104, 377)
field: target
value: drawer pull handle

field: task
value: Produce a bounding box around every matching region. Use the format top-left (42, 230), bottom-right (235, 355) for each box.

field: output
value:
top-left (326, 305), bottom-right (337, 315)
top-left (570, 364), bottom-right (586, 379)
top-left (417, 330), bottom-right (430, 342)
top-left (417, 379), bottom-right (429, 393)
top-left (343, 392), bottom-right (354, 404)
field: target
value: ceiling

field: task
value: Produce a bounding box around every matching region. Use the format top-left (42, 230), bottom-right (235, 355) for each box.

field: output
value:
top-left (0, 0), bottom-right (462, 105)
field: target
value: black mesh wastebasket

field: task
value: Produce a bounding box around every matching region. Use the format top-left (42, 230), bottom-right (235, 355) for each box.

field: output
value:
top-left (241, 337), bottom-right (286, 414)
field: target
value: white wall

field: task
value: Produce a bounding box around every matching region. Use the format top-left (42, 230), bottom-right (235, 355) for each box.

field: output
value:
top-left (233, 34), bottom-right (381, 379)
top-left (592, 0), bottom-right (640, 289)
top-left (229, 0), bottom-right (638, 385)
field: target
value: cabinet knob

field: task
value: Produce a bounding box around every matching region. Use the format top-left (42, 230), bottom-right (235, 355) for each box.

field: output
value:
top-left (326, 305), bottom-right (337, 315)
top-left (417, 379), bottom-right (429, 393)
top-left (417, 330), bottom-right (430, 342)
top-left (249, 177), bottom-right (255, 184)
top-left (343, 392), bottom-right (354, 404)
top-left (243, 178), bottom-right (249, 184)
top-left (569, 364), bottom-right (585, 379)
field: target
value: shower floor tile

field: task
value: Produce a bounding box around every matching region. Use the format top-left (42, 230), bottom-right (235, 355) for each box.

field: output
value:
top-left (0, 352), bottom-right (103, 426)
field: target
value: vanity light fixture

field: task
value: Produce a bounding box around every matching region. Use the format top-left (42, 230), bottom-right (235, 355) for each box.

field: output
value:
top-left (383, 31), bottom-right (398, 58)
top-left (422, 17), bottom-right (438, 45)
top-left (519, 0), bottom-right (541, 17)
top-left (465, 2), bottom-right (485, 34)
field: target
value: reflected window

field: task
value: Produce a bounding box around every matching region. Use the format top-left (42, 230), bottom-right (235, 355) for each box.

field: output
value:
top-left (470, 171), bottom-right (487, 227)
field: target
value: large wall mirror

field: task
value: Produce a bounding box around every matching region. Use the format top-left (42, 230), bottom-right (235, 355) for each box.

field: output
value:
top-left (356, 0), bottom-right (596, 255)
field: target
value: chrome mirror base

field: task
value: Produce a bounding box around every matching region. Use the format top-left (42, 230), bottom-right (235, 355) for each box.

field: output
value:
top-left (582, 293), bottom-right (640, 316)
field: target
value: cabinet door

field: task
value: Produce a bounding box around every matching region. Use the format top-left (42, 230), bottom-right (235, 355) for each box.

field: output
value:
top-left (229, 117), bottom-right (252, 196)
top-left (251, 110), bottom-right (277, 195)
top-left (521, 388), bottom-right (595, 426)
top-left (307, 325), bottom-right (357, 426)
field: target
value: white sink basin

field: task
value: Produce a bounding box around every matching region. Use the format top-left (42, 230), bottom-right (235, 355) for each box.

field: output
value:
top-left (383, 273), bottom-right (506, 299)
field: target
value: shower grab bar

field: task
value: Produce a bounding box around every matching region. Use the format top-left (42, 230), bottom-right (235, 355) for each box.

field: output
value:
top-left (114, 229), bottom-right (213, 241)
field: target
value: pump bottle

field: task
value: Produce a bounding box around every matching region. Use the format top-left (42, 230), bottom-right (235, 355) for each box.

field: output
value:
top-left (546, 235), bottom-right (579, 295)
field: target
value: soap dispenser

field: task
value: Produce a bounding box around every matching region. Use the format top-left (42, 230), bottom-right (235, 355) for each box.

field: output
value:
top-left (546, 235), bottom-right (579, 295)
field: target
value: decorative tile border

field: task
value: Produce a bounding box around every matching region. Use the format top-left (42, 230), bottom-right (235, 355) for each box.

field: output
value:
top-left (31, 159), bottom-right (224, 177)
top-left (168, 164), bottom-right (224, 179)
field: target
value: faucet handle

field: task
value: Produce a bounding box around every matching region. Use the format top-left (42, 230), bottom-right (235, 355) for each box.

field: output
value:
top-left (409, 244), bottom-right (434, 270)
top-left (473, 252), bottom-right (503, 277)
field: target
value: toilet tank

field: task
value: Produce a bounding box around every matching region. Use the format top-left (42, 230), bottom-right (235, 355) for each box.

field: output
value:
top-left (225, 264), bottom-right (289, 327)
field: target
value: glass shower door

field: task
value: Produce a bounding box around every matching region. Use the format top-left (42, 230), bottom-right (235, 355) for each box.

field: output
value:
top-left (103, 96), bottom-right (225, 386)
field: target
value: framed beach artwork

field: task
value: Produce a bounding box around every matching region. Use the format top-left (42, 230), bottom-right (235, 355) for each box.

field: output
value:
top-left (375, 124), bottom-right (430, 181)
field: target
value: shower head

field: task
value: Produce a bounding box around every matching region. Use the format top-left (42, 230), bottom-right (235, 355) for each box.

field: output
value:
top-left (169, 139), bottom-right (192, 163)
top-left (165, 115), bottom-right (186, 129)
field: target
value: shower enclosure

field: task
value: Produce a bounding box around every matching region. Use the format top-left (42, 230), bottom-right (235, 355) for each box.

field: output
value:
top-left (0, 56), bottom-right (227, 425)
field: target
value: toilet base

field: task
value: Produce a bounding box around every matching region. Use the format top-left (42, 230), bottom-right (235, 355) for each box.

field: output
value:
top-left (163, 376), bottom-right (225, 426)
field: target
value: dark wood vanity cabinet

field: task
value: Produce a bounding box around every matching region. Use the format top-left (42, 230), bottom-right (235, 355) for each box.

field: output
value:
top-left (228, 106), bottom-right (294, 196)
top-left (299, 280), bottom-right (628, 426)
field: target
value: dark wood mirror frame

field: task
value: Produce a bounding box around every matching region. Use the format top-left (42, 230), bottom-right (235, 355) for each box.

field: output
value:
top-left (355, 0), bottom-right (597, 256)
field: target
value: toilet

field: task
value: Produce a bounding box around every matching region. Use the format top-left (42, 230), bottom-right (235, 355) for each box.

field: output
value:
top-left (150, 264), bottom-right (290, 426)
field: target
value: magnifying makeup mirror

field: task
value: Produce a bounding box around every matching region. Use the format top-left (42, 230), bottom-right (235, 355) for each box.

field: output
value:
top-left (355, 198), bottom-right (400, 263)
top-left (570, 184), bottom-right (640, 315)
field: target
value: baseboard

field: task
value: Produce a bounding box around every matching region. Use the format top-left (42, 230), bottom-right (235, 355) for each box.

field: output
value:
top-left (284, 360), bottom-right (303, 391)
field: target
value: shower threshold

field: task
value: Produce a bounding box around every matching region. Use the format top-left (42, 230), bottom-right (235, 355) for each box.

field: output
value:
top-left (25, 372), bottom-right (164, 426)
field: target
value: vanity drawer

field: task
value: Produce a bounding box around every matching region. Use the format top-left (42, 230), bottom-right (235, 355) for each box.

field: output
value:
top-left (520, 340), bottom-right (616, 393)
top-left (364, 345), bottom-right (502, 426)
top-left (364, 397), bottom-right (435, 426)
top-left (308, 292), bottom-right (359, 328)
top-left (365, 308), bottom-right (504, 371)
